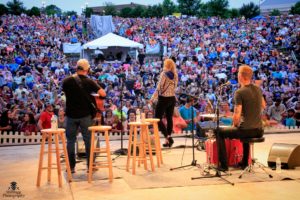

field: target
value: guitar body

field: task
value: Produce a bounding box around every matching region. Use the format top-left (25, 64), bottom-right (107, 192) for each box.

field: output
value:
top-left (95, 96), bottom-right (105, 112)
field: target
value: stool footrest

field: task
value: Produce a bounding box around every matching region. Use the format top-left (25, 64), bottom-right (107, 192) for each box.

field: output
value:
top-left (93, 148), bottom-right (110, 153)
top-left (93, 160), bottom-right (109, 163)
top-left (42, 167), bottom-right (58, 170)
top-left (44, 150), bottom-right (65, 153)
top-left (136, 158), bottom-right (148, 161)
top-left (92, 165), bottom-right (110, 169)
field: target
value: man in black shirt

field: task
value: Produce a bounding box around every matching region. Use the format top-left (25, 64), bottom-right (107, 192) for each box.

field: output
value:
top-left (218, 65), bottom-right (265, 171)
top-left (62, 59), bottom-right (106, 173)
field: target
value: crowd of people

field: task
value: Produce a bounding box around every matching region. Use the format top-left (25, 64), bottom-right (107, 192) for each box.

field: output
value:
top-left (0, 13), bottom-right (299, 134)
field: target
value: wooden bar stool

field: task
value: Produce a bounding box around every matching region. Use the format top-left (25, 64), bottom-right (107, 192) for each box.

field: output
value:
top-left (36, 128), bottom-right (72, 187)
top-left (88, 126), bottom-right (113, 183)
top-left (126, 122), bottom-right (155, 175)
top-left (144, 118), bottom-right (163, 167)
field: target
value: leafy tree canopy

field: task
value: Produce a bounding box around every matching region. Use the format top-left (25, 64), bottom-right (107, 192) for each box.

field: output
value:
top-left (7, 0), bottom-right (26, 15)
top-left (27, 6), bottom-right (40, 16)
top-left (239, 2), bottom-right (260, 19)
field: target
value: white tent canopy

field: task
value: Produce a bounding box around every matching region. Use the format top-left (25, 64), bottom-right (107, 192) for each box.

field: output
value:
top-left (82, 33), bottom-right (143, 50)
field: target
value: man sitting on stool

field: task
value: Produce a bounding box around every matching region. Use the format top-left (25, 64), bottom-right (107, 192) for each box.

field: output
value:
top-left (218, 65), bottom-right (266, 171)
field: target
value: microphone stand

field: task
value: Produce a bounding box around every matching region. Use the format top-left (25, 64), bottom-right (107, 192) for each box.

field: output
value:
top-left (170, 95), bottom-right (198, 170)
top-left (191, 85), bottom-right (234, 185)
top-left (114, 74), bottom-right (128, 156)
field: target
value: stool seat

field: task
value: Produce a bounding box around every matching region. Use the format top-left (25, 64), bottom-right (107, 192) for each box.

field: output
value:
top-left (88, 126), bottom-right (112, 131)
top-left (241, 137), bottom-right (265, 143)
top-left (128, 122), bottom-right (150, 126)
top-left (144, 118), bottom-right (160, 123)
top-left (41, 128), bottom-right (65, 134)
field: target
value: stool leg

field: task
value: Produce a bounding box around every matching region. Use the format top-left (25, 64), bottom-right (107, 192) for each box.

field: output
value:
top-left (60, 132), bottom-right (72, 182)
top-left (105, 131), bottom-right (113, 183)
top-left (132, 126), bottom-right (138, 175)
top-left (138, 141), bottom-right (142, 168)
top-left (146, 126), bottom-right (155, 172)
top-left (88, 131), bottom-right (95, 183)
top-left (47, 133), bottom-right (52, 183)
top-left (154, 124), bottom-right (163, 165)
top-left (126, 126), bottom-right (133, 172)
top-left (153, 124), bottom-right (161, 167)
top-left (37, 133), bottom-right (46, 187)
top-left (251, 143), bottom-right (254, 165)
top-left (54, 134), bottom-right (62, 187)
top-left (140, 126), bottom-right (148, 170)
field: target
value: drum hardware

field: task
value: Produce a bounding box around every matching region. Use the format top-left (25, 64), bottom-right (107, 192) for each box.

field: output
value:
top-left (191, 85), bottom-right (234, 186)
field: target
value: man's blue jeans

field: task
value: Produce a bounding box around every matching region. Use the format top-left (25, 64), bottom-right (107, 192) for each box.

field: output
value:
top-left (66, 115), bottom-right (93, 169)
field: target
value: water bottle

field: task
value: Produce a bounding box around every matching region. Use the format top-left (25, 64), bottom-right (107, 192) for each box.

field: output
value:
top-left (51, 115), bottom-right (58, 130)
top-left (276, 157), bottom-right (281, 173)
top-left (136, 109), bottom-right (141, 122)
top-left (141, 112), bottom-right (146, 122)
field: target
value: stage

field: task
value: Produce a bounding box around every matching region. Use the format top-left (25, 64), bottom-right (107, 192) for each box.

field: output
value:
top-left (1, 133), bottom-right (300, 200)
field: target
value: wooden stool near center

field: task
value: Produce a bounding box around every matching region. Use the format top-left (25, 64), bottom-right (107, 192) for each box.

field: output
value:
top-left (144, 118), bottom-right (163, 167)
top-left (126, 121), bottom-right (155, 175)
top-left (36, 128), bottom-right (72, 187)
top-left (88, 125), bottom-right (113, 183)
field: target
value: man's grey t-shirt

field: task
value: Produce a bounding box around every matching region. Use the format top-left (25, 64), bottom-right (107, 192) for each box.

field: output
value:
top-left (234, 84), bottom-right (263, 129)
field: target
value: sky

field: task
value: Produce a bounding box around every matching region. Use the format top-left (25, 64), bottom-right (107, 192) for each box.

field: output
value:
top-left (0, 0), bottom-right (259, 14)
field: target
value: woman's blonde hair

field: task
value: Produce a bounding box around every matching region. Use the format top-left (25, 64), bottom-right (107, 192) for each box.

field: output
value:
top-left (163, 58), bottom-right (178, 80)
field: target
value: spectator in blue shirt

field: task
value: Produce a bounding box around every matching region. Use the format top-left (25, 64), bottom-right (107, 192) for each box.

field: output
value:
top-left (179, 97), bottom-right (198, 131)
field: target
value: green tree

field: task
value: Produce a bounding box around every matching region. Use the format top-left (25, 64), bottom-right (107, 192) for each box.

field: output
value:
top-left (27, 6), bottom-right (41, 16)
top-left (104, 2), bottom-right (117, 16)
top-left (270, 9), bottom-right (281, 16)
top-left (162, 0), bottom-right (176, 16)
top-left (239, 2), bottom-right (260, 19)
top-left (227, 8), bottom-right (240, 18)
top-left (45, 4), bottom-right (62, 16)
top-left (143, 6), bottom-right (153, 17)
top-left (119, 7), bottom-right (133, 18)
top-left (151, 4), bottom-right (164, 17)
top-left (64, 10), bottom-right (77, 17)
top-left (198, 3), bottom-right (209, 18)
top-left (0, 4), bottom-right (9, 16)
top-left (290, 2), bottom-right (300, 15)
top-left (130, 5), bottom-right (146, 18)
top-left (177, 0), bottom-right (201, 16)
top-left (84, 7), bottom-right (93, 18)
top-left (206, 0), bottom-right (229, 18)
top-left (6, 0), bottom-right (26, 15)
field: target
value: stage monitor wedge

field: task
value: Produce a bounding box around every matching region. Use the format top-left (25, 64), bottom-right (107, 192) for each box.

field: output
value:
top-left (268, 143), bottom-right (300, 169)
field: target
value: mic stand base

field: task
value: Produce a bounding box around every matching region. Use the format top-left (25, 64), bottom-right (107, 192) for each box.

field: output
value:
top-left (113, 148), bottom-right (128, 156)
top-left (170, 160), bottom-right (199, 171)
top-left (191, 165), bottom-right (234, 186)
top-left (113, 148), bottom-right (128, 161)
